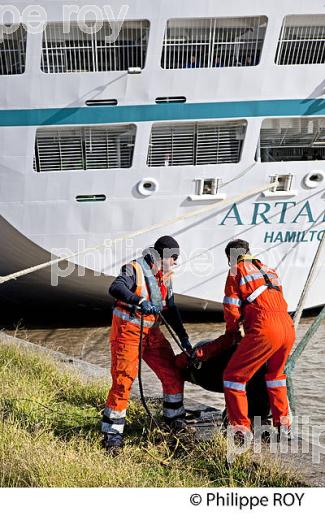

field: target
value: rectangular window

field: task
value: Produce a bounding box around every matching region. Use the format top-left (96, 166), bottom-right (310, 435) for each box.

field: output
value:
top-left (270, 175), bottom-right (293, 192)
top-left (161, 17), bottom-right (267, 69)
top-left (0, 24), bottom-right (27, 75)
top-left (275, 15), bottom-right (325, 65)
top-left (34, 125), bottom-right (136, 172)
top-left (147, 120), bottom-right (246, 167)
top-left (259, 118), bottom-right (325, 162)
top-left (41, 20), bottom-right (149, 73)
top-left (196, 178), bottom-right (221, 195)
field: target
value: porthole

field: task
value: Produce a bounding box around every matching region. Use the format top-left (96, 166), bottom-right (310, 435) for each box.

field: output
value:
top-left (137, 178), bottom-right (159, 196)
top-left (303, 171), bottom-right (325, 189)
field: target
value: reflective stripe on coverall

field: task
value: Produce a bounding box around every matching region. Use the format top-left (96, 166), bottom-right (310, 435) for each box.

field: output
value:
top-left (222, 255), bottom-right (296, 431)
top-left (102, 260), bottom-right (185, 436)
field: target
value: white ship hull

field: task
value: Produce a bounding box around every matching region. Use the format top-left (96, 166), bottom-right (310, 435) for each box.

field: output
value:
top-left (1, 0), bottom-right (325, 313)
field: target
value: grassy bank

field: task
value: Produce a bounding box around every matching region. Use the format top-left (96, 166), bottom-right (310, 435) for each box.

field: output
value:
top-left (0, 342), bottom-right (306, 487)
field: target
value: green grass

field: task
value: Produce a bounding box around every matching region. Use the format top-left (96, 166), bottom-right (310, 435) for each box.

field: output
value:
top-left (0, 342), bottom-right (306, 488)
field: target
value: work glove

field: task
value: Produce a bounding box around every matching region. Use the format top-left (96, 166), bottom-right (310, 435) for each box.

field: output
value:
top-left (139, 300), bottom-right (160, 316)
top-left (180, 338), bottom-right (202, 370)
top-left (189, 348), bottom-right (203, 370)
top-left (225, 329), bottom-right (243, 347)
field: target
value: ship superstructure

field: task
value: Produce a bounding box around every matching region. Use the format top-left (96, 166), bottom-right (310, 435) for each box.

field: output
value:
top-left (0, 0), bottom-right (324, 311)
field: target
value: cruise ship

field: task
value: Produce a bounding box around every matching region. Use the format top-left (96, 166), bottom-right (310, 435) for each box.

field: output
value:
top-left (0, 0), bottom-right (324, 313)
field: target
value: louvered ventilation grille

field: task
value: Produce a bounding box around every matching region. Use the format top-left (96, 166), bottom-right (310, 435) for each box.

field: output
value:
top-left (275, 16), bottom-right (325, 65)
top-left (260, 118), bottom-right (325, 162)
top-left (161, 16), bottom-right (267, 69)
top-left (0, 25), bottom-right (27, 75)
top-left (34, 125), bottom-right (136, 172)
top-left (147, 121), bottom-right (246, 167)
top-left (41, 20), bottom-right (149, 73)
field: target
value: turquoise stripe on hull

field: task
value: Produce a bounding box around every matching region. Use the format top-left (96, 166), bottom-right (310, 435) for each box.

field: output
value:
top-left (1, 98), bottom-right (325, 127)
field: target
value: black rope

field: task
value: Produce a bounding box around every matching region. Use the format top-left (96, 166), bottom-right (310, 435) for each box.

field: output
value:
top-left (137, 310), bottom-right (192, 425)
top-left (158, 312), bottom-right (191, 358)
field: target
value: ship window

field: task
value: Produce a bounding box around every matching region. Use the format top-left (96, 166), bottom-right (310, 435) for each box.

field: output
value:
top-left (34, 125), bottom-right (136, 172)
top-left (161, 16), bottom-right (267, 69)
top-left (275, 15), bottom-right (325, 65)
top-left (259, 118), bottom-right (325, 162)
top-left (188, 177), bottom-right (226, 201)
top-left (270, 175), bottom-right (293, 192)
top-left (147, 120), bottom-right (247, 167)
top-left (41, 20), bottom-right (149, 73)
top-left (197, 178), bottom-right (220, 195)
top-left (0, 24), bottom-right (27, 75)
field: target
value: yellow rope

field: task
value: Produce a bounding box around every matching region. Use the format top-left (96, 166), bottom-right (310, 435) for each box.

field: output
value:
top-left (0, 181), bottom-right (277, 285)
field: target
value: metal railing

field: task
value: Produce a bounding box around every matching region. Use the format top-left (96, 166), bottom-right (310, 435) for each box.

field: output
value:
top-left (161, 16), bottom-right (267, 69)
top-left (260, 117), bottom-right (325, 162)
top-left (41, 20), bottom-right (150, 73)
top-left (0, 24), bottom-right (27, 75)
top-left (276, 15), bottom-right (325, 65)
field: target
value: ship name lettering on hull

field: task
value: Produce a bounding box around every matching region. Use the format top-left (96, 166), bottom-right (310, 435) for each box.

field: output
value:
top-left (220, 201), bottom-right (324, 226)
top-left (264, 230), bottom-right (325, 243)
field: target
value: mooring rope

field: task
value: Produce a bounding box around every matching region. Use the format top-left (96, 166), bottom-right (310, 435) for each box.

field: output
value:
top-left (286, 304), bottom-right (325, 416)
top-left (0, 180), bottom-right (277, 285)
top-left (1, 175), bottom-right (324, 425)
top-left (285, 231), bottom-right (325, 415)
top-left (293, 231), bottom-right (325, 330)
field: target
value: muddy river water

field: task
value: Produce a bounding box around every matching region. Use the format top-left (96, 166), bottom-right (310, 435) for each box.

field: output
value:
top-left (6, 316), bottom-right (324, 446)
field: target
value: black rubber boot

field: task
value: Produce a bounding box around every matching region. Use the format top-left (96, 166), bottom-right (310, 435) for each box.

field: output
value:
top-left (102, 432), bottom-right (124, 454)
top-left (165, 416), bottom-right (196, 435)
top-left (277, 425), bottom-right (294, 443)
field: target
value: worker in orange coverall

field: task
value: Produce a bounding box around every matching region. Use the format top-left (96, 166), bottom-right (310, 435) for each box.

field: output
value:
top-left (221, 239), bottom-right (295, 440)
top-left (101, 235), bottom-right (193, 451)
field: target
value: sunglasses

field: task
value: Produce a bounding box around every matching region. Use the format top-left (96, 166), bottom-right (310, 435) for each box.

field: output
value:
top-left (171, 254), bottom-right (179, 261)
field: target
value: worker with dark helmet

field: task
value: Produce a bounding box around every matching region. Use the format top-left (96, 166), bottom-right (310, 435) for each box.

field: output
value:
top-left (222, 239), bottom-right (295, 440)
top-left (101, 235), bottom-right (193, 451)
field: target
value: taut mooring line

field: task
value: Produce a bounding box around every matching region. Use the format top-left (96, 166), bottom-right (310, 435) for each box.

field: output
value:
top-left (0, 181), bottom-right (277, 285)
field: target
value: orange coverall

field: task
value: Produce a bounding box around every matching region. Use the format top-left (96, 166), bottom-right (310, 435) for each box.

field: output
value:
top-left (102, 260), bottom-right (185, 437)
top-left (107, 318), bottom-right (184, 411)
top-left (223, 255), bottom-right (295, 431)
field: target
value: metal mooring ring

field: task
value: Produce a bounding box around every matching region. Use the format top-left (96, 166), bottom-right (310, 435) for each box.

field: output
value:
top-left (303, 170), bottom-right (325, 189)
top-left (137, 178), bottom-right (159, 196)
